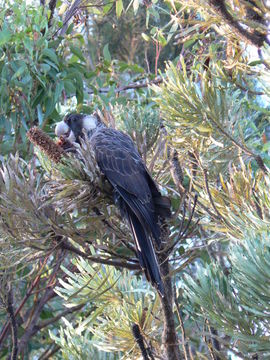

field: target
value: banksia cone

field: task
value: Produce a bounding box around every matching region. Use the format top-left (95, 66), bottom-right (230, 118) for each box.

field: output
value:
top-left (27, 127), bottom-right (64, 163)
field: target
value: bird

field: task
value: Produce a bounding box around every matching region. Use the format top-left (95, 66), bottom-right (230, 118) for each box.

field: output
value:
top-left (55, 113), bottom-right (171, 296)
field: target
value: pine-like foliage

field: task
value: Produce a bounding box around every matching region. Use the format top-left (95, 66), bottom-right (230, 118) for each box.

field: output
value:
top-left (0, 0), bottom-right (270, 359)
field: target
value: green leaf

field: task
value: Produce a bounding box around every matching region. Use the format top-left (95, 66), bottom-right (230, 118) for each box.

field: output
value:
top-left (116, 0), bottom-right (123, 18)
top-left (66, 23), bottom-right (74, 35)
top-left (41, 48), bottom-right (59, 66)
top-left (70, 45), bottom-right (85, 62)
top-left (0, 28), bottom-right (12, 46)
top-left (32, 88), bottom-right (45, 108)
top-left (167, 21), bottom-right (178, 43)
top-left (157, 31), bottom-right (167, 47)
top-left (142, 33), bottom-right (150, 42)
top-left (183, 38), bottom-right (197, 49)
top-left (103, 44), bottom-right (111, 62)
top-left (103, 2), bottom-right (113, 14)
top-left (64, 80), bottom-right (76, 95)
top-left (54, 82), bottom-right (64, 103)
top-left (44, 96), bottom-right (55, 118)
top-left (40, 63), bottom-right (51, 73)
top-left (11, 64), bottom-right (27, 80)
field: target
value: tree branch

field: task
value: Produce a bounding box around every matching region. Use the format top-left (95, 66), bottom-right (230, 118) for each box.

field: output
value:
top-left (59, 238), bottom-right (140, 270)
top-left (132, 324), bottom-right (151, 360)
top-left (0, 255), bottom-right (50, 348)
top-left (159, 223), bottom-right (181, 360)
top-left (17, 251), bottom-right (66, 355)
top-left (87, 77), bottom-right (163, 95)
top-left (174, 285), bottom-right (189, 360)
top-left (7, 289), bottom-right (18, 360)
top-left (208, 0), bottom-right (267, 47)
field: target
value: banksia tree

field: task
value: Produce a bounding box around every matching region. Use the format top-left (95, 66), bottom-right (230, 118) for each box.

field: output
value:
top-left (1, 0), bottom-right (270, 359)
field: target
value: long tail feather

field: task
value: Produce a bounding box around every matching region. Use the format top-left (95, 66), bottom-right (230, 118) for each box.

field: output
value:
top-left (127, 208), bottom-right (164, 296)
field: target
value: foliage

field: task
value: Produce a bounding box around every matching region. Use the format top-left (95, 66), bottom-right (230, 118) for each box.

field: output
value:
top-left (51, 256), bottom-right (161, 359)
top-left (183, 231), bottom-right (270, 357)
top-left (0, 0), bottom-right (270, 359)
top-left (0, 1), bottom-right (87, 156)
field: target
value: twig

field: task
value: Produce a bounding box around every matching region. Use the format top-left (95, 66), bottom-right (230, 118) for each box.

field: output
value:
top-left (36, 304), bottom-right (84, 331)
top-left (87, 77), bottom-right (163, 95)
top-left (208, 0), bottom-right (267, 47)
top-left (203, 168), bottom-right (228, 225)
top-left (48, 0), bottom-right (57, 27)
top-left (59, 238), bottom-right (140, 270)
top-left (7, 289), bottom-right (18, 360)
top-left (203, 319), bottom-right (216, 360)
top-left (206, 114), bottom-right (268, 174)
top-left (132, 324), bottom-right (151, 360)
top-left (38, 344), bottom-right (61, 360)
top-left (17, 251), bottom-right (66, 354)
top-left (159, 235), bottom-right (181, 359)
top-left (164, 195), bottom-right (198, 255)
top-left (154, 41), bottom-right (162, 77)
top-left (174, 285), bottom-right (189, 360)
top-left (0, 255), bottom-right (50, 347)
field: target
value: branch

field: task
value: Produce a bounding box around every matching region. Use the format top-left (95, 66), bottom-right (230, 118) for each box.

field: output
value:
top-left (87, 77), bottom-right (163, 95)
top-left (48, 0), bottom-right (57, 27)
top-left (7, 289), bottom-right (18, 360)
top-left (208, 0), bottom-right (267, 47)
top-left (59, 238), bottom-right (140, 270)
top-left (38, 344), bottom-right (61, 360)
top-left (132, 324), bottom-right (151, 360)
top-left (60, 0), bottom-right (83, 36)
top-left (0, 255), bottom-right (50, 348)
top-left (36, 304), bottom-right (84, 331)
top-left (159, 223), bottom-right (181, 360)
top-left (17, 251), bottom-right (66, 355)
top-left (174, 285), bottom-right (189, 360)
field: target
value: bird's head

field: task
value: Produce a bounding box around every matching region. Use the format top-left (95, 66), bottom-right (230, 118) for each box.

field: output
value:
top-left (55, 113), bottom-right (103, 144)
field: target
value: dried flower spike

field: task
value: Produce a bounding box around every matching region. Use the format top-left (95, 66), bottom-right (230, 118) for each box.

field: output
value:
top-left (27, 127), bottom-right (64, 163)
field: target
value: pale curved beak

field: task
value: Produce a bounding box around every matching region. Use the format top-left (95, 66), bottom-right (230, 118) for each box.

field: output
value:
top-left (55, 121), bottom-right (76, 143)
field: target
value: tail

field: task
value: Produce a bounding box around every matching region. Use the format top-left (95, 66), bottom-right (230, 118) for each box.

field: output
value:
top-left (127, 208), bottom-right (164, 297)
top-left (146, 172), bottom-right (171, 219)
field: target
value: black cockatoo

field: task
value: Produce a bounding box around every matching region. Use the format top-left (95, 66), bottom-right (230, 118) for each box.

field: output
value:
top-left (55, 113), bottom-right (171, 296)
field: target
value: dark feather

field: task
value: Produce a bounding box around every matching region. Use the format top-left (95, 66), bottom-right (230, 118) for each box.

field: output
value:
top-left (126, 206), bottom-right (164, 296)
top-left (60, 116), bottom-right (171, 295)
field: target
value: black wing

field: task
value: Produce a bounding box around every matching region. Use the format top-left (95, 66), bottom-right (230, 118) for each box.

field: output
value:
top-left (91, 128), bottom-right (162, 243)
top-left (90, 128), bottom-right (166, 295)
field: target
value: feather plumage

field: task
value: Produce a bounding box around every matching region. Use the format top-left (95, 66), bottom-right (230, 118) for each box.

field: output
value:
top-left (55, 114), bottom-right (171, 296)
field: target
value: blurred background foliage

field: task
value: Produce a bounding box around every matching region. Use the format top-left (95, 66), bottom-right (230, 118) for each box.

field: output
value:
top-left (0, 0), bottom-right (270, 358)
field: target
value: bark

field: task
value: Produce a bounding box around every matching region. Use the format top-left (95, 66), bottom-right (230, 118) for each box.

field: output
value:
top-left (159, 222), bottom-right (181, 360)
top-left (159, 253), bottom-right (181, 360)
